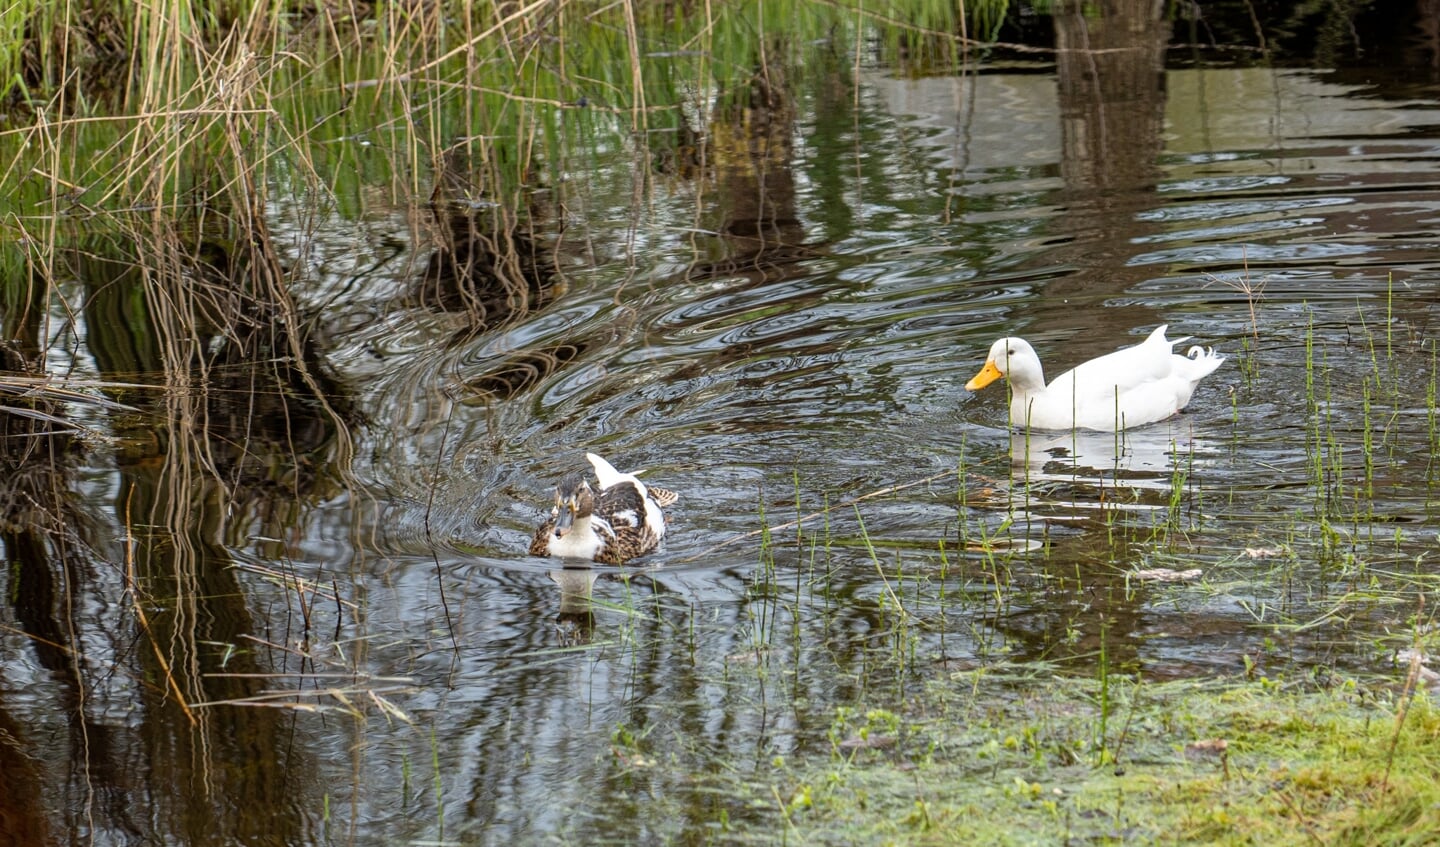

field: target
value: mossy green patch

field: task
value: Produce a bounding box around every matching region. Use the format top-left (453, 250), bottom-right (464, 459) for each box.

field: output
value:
top-left (696, 672), bottom-right (1440, 845)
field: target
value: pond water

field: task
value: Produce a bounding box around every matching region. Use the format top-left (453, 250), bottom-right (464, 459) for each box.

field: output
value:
top-left (7, 25), bottom-right (1440, 847)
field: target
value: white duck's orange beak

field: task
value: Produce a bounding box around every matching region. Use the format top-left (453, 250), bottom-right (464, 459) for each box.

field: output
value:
top-left (965, 359), bottom-right (1004, 391)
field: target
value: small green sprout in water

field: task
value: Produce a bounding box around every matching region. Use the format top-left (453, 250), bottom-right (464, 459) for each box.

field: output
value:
top-left (904, 796), bottom-right (935, 831)
top-left (610, 722), bottom-right (643, 750)
top-left (786, 784), bottom-right (813, 812)
top-left (863, 708), bottom-right (900, 736)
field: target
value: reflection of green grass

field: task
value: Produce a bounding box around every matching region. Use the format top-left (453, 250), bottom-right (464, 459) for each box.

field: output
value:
top-left (673, 670), bottom-right (1440, 845)
top-left (1, 0), bottom-right (983, 222)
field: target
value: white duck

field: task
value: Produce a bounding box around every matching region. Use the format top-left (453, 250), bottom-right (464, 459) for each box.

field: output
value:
top-left (965, 325), bottom-right (1225, 431)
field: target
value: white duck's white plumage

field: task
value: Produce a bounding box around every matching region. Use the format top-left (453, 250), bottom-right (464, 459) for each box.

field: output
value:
top-left (965, 325), bottom-right (1225, 431)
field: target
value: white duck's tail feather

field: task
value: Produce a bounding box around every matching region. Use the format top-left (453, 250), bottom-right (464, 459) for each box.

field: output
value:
top-left (1181, 345), bottom-right (1226, 379)
top-left (1147, 324), bottom-right (1195, 350)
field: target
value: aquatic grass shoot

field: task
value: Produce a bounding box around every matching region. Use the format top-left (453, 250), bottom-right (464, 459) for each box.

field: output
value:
top-left (1208, 265), bottom-right (1265, 384)
top-left (750, 483), bottom-right (779, 652)
top-left (1428, 339), bottom-right (1439, 488)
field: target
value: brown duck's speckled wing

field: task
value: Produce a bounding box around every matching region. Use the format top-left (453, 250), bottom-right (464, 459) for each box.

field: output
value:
top-left (647, 486), bottom-right (679, 508)
top-left (594, 482), bottom-right (660, 564)
top-left (530, 517), bottom-right (557, 557)
top-left (591, 540), bottom-right (634, 566)
top-left (596, 482), bottom-right (647, 530)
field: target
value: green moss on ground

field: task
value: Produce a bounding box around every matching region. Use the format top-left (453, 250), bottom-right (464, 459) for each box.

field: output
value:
top-left (716, 671), bottom-right (1440, 846)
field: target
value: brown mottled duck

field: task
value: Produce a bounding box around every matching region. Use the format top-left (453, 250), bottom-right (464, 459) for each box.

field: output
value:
top-left (530, 453), bottom-right (678, 565)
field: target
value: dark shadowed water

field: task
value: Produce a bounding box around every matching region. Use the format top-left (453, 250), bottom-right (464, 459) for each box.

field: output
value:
top-left (8, 44), bottom-right (1440, 847)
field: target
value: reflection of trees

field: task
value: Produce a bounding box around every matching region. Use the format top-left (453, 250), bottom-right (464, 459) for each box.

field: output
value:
top-left (416, 206), bottom-right (556, 326)
top-left (5, 231), bottom-right (334, 838)
top-left (416, 152), bottom-right (585, 403)
top-left (448, 567), bottom-right (871, 840)
top-left (1014, 0), bottom-right (1172, 340)
top-left (102, 234), bottom-right (330, 843)
top-left (0, 277), bottom-right (95, 846)
top-left (979, 534), bottom-right (1150, 672)
top-left (0, 221), bottom-right (360, 843)
top-left (1410, 1), bottom-right (1440, 70)
top-left (0, 705), bottom-right (52, 843)
top-left (80, 231), bottom-right (351, 500)
top-left (1054, 0), bottom-right (1169, 194)
top-left (688, 53), bottom-right (822, 284)
top-left (645, 51), bottom-right (839, 394)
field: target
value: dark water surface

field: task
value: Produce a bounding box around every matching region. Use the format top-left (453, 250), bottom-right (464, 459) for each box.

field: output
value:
top-left (9, 54), bottom-right (1440, 844)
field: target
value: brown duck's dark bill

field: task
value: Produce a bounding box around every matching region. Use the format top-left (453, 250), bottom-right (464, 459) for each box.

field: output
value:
top-left (554, 507), bottom-right (576, 536)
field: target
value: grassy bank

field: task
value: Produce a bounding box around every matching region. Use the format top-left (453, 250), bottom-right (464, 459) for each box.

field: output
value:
top-left (634, 667), bottom-right (1440, 845)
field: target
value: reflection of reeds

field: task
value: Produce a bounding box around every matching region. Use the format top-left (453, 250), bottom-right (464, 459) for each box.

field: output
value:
top-left (416, 202), bottom-right (558, 327)
top-left (0, 373), bottom-right (138, 427)
top-left (0, 338), bottom-right (115, 756)
top-left (3, 0), bottom-right (984, 220)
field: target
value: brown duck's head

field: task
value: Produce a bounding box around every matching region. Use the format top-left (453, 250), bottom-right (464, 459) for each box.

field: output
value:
top-left (549, 475), bottom-right (595, 538)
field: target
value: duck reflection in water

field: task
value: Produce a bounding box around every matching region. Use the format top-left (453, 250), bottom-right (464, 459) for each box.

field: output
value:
top-left (550, 568), bottom-right (599, 645)
top-left (998, 424), bottom-right (1215, 526)
top-left (1013, 426), bottom-right (1211, 477)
